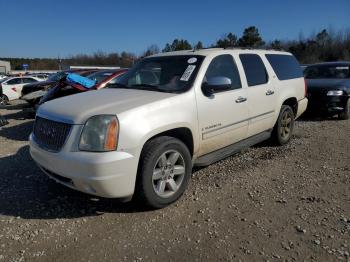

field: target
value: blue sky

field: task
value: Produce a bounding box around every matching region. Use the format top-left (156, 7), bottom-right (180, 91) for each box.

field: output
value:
top-left (1, 0), bottom-right (349, 58)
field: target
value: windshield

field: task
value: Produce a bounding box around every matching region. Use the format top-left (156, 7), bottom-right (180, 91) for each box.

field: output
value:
top-left (87, 70), bottom-right (115, 84)
top-left (304, 65), bottom-right (350, 79)
top-left (112, 55), bottom-right (204, 93)
top-left (48, 72), bottom-right (67, 81)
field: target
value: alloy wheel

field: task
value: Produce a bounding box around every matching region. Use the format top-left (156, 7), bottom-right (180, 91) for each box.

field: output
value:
top-left (152, 150), bottom-right (186, 198)
top-left (280, 111), bottom-right (293, 139)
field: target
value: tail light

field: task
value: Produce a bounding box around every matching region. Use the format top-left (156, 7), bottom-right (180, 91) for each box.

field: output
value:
top-left (304, 78), bottom-right (308, 98)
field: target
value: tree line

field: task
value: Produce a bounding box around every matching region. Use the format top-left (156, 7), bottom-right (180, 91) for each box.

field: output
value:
top-left (1, 26), bottom-right (350, 70)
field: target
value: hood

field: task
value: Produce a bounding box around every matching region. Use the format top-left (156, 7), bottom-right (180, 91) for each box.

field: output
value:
top-left (37, 88), bottom-right (177, 124)
top-left (306, 79), bottom-right (350, 92)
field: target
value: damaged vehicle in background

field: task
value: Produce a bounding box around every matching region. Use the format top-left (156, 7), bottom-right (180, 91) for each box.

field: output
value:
top-left (304, 62), bottom-right (350, 119)
top-left (21, 69), bottom-right (98, 106)
top-left (38, 69), bottom-right (127, 106)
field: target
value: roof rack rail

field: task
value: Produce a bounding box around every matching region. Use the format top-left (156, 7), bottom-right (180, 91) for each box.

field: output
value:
top-left (191, 47), bottom-right (223, 52)
top-left (192, 46), bottom-right (285, 52)
top-left (223, 46), bottom-right (285, 51)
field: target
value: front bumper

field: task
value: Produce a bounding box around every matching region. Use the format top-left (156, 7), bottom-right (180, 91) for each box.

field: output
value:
top-left (29, 134), bottom-right (139, 198)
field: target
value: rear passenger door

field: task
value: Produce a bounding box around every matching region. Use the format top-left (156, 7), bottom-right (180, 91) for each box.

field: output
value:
top-left (5, 78), bottom-right (22, 94)
top-left (196, 54), bottom-right (249, 156)
top-left (239, 54), bottom-right (276, 137)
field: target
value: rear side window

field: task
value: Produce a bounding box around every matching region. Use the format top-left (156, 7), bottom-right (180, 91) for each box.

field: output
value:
top-left (23, 78), bottom-right (38, 83)
top-left (239, 54), bottom-right (268, 86)
top-left (6, 78), bottom-right (22, 85)
top-left (265, 54), bottom-right (303, 80)
top-left (204, 55), bottom-right (241, 90)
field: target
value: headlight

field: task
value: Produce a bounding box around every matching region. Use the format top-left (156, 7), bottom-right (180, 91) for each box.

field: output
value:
top-left (79, 115), bottom-right (119, 152)
top-left (327, 90), bottom-right (344, 96)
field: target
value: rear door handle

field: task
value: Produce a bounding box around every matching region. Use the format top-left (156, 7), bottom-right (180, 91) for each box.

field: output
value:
top-left (266, 90), bottom-right (274, 96)
top-left (235, 96), bottom-right (247, 103)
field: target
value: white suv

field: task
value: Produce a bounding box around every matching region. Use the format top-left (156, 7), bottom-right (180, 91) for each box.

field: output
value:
top-left (29, 48), bottom-right (308, 208)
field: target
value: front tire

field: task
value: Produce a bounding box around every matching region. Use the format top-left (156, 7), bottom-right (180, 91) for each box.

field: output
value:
top-left (338, 99), bottom-right (349, 120)
top-left (0, 95), bottom-right (9, 106)
top-left (271, 105), bottom-right (295, 145)
top-left (135, 136), bottom-right (192, 209)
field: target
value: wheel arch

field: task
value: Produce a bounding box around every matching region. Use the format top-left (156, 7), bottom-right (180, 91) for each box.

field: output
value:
top-left (281, 97), bottom-right (298, 116)
top-left (142, 127), bottom-right (194, 157)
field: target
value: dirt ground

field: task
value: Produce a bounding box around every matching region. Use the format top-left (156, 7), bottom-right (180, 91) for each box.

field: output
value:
top-left (0, 103), bottom-right (349, 262)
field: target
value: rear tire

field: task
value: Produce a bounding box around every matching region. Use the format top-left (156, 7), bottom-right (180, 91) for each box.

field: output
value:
top-left (135, 136), bottom-right (192, 209)
top-left (338, 99), bottom-right (349, 120)
top-left (271, 105), bottom-right (295, 146)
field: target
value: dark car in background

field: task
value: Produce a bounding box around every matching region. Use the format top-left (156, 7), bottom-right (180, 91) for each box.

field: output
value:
top-left (21, 69), bottom-right (97, 106)
top-left (38, 69), bottom-right (127, 106)
top-left (304, 62), bottom-right (350, 119)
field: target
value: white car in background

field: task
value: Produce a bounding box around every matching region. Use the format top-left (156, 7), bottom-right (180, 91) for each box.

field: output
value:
top-left (0, 76), bottom-right (42, 103)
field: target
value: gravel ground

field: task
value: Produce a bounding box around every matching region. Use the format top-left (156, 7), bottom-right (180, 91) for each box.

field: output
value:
top-left (0, 103), bottom-right (349, 262)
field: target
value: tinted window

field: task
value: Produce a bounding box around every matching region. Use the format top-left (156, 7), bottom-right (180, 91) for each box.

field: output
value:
top-left (266, 54), bottom-right (303, 80)
top-left (204, 55), bottom-right (241, 90)
top-left (239, 54), bottom-right (268, 86)
top-left (23, 78), bottom-right (38, 83)
top-left (6, 78), bottom-right (22, 85)
top-left (304, 65), bottom-right (350, 79)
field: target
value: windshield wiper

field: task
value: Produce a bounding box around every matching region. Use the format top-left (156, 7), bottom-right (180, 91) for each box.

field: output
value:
top-left (130, 84), bottom-right (170, 93)
top-left (107, 83), bottom-right (128, 89)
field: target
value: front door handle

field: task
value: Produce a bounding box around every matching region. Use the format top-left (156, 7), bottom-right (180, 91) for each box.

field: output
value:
top-left (235, 96), bottom-right (247, 103)
top-left (266, 90), bottom-right (275, 96)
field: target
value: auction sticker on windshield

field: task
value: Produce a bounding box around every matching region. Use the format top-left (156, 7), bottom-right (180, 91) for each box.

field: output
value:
top-left (180, 65), bottom-right (196, 81)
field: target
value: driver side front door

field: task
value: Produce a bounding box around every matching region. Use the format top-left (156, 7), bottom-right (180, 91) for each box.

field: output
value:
top-left (195, 54), bottom-right (249, 156)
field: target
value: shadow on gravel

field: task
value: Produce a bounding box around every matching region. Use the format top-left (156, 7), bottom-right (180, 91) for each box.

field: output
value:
top-left (0, 102), bottom-right (29, 111)
top-left (1, 110), bottom-right (31, 121)
top-left (0, 146), bottom-right (151, 220)
top-left (0, 121), bottom-right (34, 141)
top-left (297, 113), bottom-right (340, 122)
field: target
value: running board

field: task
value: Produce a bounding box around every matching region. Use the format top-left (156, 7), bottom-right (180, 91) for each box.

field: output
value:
top-left (194, 130), bottom-right (271, 167)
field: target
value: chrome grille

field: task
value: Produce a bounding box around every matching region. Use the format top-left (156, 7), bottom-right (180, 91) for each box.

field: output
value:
top-left (33, 116), bottom-right (71, 152)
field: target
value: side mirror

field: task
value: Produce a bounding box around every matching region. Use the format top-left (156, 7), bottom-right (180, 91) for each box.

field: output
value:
top-left (201, 76), bottom-right (232, 97)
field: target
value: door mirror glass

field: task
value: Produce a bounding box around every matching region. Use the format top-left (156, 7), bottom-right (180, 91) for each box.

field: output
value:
top-left (202, 76), bottom-right (232, 96)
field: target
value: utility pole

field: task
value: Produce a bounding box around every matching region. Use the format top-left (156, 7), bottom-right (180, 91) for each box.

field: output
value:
top-left (58, 56), bottom-right (62, 71)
